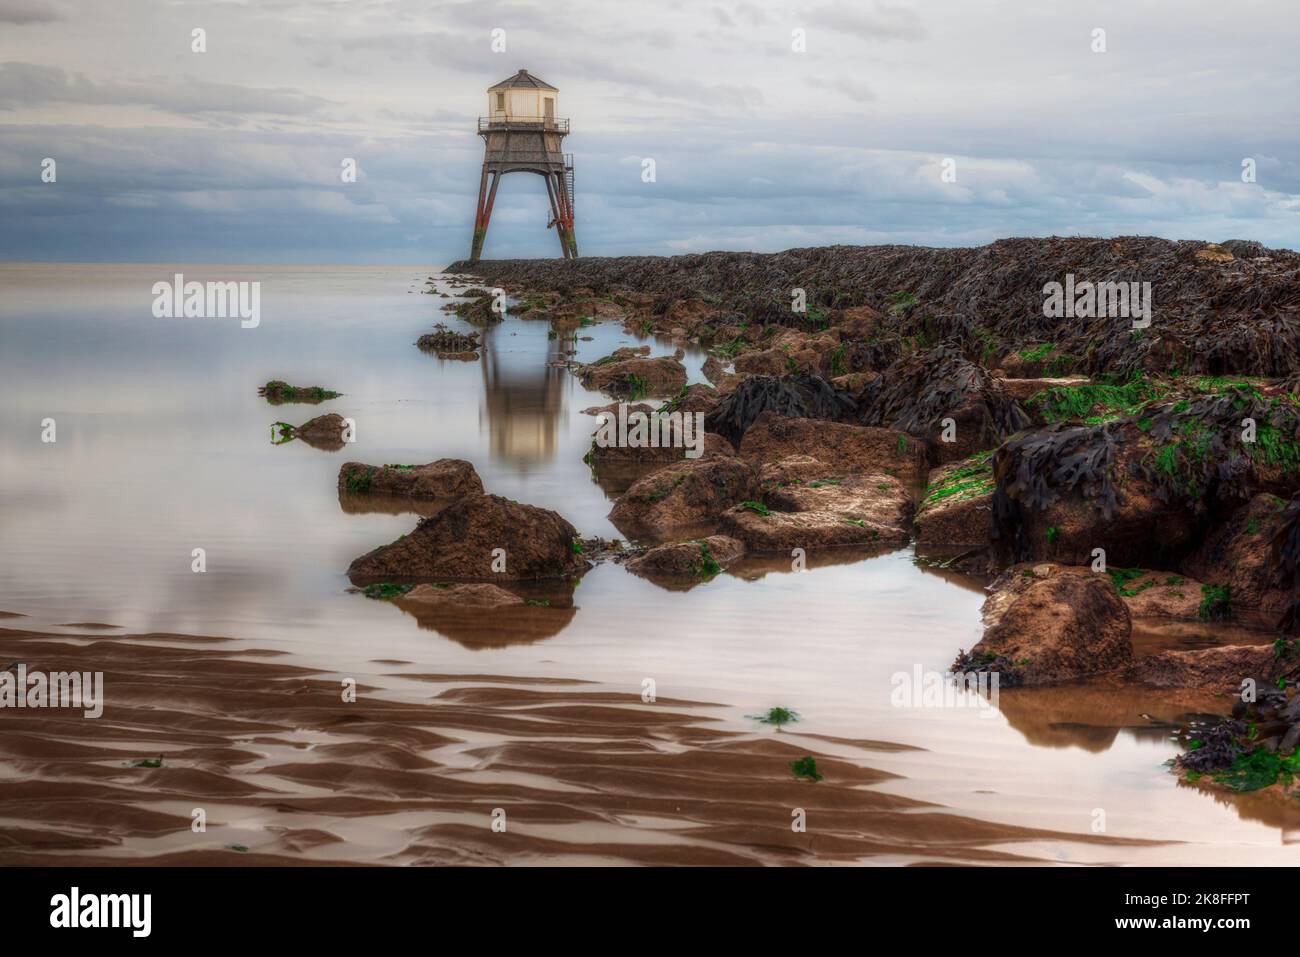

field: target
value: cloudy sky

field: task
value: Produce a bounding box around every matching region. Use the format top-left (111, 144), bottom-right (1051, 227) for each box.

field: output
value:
top-left (1, 0), bottom-right (1297, 263)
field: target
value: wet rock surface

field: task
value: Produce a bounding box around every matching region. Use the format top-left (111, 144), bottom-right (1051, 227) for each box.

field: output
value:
top-left (337, 459), bottom-right (483, 501)
top-left (738, 412), bottom-right (928, 484)
top-left (623, 535), bottom-right (746, 580)
top-left (957, 572), bottom-right (1133, 686)
top-left (609, 456), bottom-right (761, 542)
top-left (720, 474), bottom-right (912, 553)
top-left (348, 494), bottom-right (589, 583)
top-left (579, 354), bottom-right (687, 398)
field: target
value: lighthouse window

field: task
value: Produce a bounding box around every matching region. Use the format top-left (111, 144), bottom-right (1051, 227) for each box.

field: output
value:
top-left (495, 93), bottom-right (505, 111)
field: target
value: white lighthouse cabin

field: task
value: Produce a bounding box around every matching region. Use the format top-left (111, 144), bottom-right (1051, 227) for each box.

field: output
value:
top-left (484, 69), bottom-right (565, 131)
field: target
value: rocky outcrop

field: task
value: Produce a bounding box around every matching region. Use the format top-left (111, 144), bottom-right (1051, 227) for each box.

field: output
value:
top-left (737, 412), bottom-right (928, 483)
top-left (956, 573), bottom-right (1132, 686)
top-left (337, 459), bottom-right (483, 501)
top-left (992, 382), bottom-right (1300, 570)
top-left (451, 236), bottom-right (1300, 380)
top-left (348, 494), bottom-right (588, 583)
top-left (719, 474), bottom-right (912, 552)
top-left (609, 456), bottom-right (760, 541)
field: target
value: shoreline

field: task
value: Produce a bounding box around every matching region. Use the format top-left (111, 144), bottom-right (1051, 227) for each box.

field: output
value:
top-left (0, 623), bottom-right (1138, 866)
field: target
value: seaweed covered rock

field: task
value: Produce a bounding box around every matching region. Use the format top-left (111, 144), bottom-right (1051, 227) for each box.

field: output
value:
top-left (991, 383), bottom-right (1300, 569)
top-left (347, 494), bottom-right (588, 583)
top-left (337, 459), bottom-right (483, 501)
top-left (719, 474), bottom-right (912, 552)
top-left (443, 289), bottom-right (501, 325)
top-left (579, 354), bottom-right (687, 398)
top-left (259, 380), bottom-right (341, 404)
top-left (857, 345), bottom-right (1031, 465)
top-left (737, 412), bottom-right (928, 483)
top-left (1181, 493), bottom-right (1292, 628)
top-left (990, 422), bottom-right (1196, 568)
top-left (623, 535), bottom-right (745, 579)
top-left (956, 573), bottom-right (1132, 686)
top-left (417, 324), bottom-right (481, 359)
top-left (608, 456), bottom-right (760, 541)
top-left (704, 374), bottom-right (858, 446)
top-left (914, 452), bottom-right (995, 548)
top-left (450, 236), bottom-right (1300, 379)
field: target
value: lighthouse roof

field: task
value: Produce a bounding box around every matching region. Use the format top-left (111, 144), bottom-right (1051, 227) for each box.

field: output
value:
top-left (488, 69), bottom-right (557, 91)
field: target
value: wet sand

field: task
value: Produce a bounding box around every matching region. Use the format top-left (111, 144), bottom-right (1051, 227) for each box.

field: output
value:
top-left (0, 624), bottom-right (1142, 866)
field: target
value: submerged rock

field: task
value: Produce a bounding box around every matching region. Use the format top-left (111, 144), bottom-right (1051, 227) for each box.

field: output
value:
top-left (348, 494), bottom-right (588, 583)
top-left (337, 459), bottom-right (483, 500)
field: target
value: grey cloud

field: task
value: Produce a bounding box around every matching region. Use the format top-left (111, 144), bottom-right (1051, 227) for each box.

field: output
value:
top-left (0, 62), bottom-right (333, 116)
top-left (0, 0), bottom-right (61, 24)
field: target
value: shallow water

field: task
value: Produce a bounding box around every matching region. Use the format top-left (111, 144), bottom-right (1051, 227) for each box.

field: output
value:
top-left (2, 263), bottom-right (1298, 863)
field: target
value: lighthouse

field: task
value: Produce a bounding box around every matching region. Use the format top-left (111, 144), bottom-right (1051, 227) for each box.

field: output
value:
top-left (469, 69), bottom-right (577, 261)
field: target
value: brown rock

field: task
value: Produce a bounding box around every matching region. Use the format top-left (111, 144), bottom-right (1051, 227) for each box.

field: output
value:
top-left (609, 456), bottom-right (761, 541)
top-left (758, 455), bottom-right (839, 488)
top-left (1127, 644), bottom-right (1282, 692)
top-left (624, 535), bottom-right (745, 578)
top-left (348, 494), bottom-right (588, 583)
top-left (580, 355), bottom-right (687, 397)
top-left (667, 383), bottom-right (721, 417)
top-left (720, 474), bottom-right (911, 552)
top-left (337, 459), bottom-right (483, 500)
top-left (399, 582), bottom-right (523, 608)
top-left (738, 412), bottom-right (928, 483)
top-left (964, 574), bottom-right (1133, 685)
